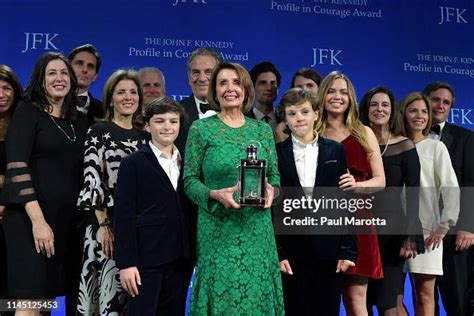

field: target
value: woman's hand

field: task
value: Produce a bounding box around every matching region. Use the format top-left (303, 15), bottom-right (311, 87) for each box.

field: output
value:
top-left (339, 169), bottom-right (358, 191)
top-left (120, 267), bottom-right (141, 297)
top-left (400, 238), bottom-right (418, 259)
top-left (32, 220), bottom-right (55, 258)
top-left (0, 205), bottom-right (5, 222)
top-left (279, 259), bottom-right (293, 275)
top-left (99, 225), bottom-right (114, 259)
top-left (210, 184), bottom-right (241, 209)
top-left (425, 225), bottom-right (449, 250)
top-left (336, 259), bottom-right (355, 273)
top-left (264, 182), bottom-right (275, 209)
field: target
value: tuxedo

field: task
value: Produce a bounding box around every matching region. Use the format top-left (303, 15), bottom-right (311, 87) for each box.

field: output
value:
top-left (113, 143), bottom-right (193, 315)
top-left (435, 122), bottom-right (474, 316)
top-left (276, 136), bottom-right (357, 316)
top-left (86, 93), bottom-right (105, 126)
top-left (176, 95), bottom-right (200, 155)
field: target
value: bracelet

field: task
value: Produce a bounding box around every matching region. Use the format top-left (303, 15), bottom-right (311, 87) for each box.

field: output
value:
top-left (99, 218), bottom-right (110, 227)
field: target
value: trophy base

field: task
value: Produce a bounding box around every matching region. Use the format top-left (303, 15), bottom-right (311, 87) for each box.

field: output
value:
top-left (238, 198), bottom-right (265, 207)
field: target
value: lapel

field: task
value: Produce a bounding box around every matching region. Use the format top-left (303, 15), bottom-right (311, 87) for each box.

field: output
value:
top-left (186, 95), bottom-right (200, 122)
top-left (314, 137), bottom-right (330, 187)
top-left (280, 137), bottom-right (300, 187)
top-left (141, 143), bottom-right (178, 193)
top-left (440, 122), bottom-right (454, 151)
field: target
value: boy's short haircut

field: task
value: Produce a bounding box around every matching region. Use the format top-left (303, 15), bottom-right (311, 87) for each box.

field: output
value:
top-left (144, 96), bottom-right (186, 123)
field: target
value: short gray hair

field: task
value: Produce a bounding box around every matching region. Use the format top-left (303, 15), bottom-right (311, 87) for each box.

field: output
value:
top-left (138, 67), bottom-right (166, 87)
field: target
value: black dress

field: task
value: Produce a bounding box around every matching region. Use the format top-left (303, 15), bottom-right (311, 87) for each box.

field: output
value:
top-left (367, 138), bottom-right (424, 310)
top-left (0, 140), bottom-right (7, 297)
top-left (2, 104), bottom-right (88, 298)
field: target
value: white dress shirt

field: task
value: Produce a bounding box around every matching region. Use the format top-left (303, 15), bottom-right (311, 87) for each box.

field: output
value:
top-left (428, 121), bottom-right (446, 141)
top-left (194, 95), bottom-right (217, 119)
top-left (292, 134), bottom-right (319, 191)
top-left (252, 107), bottom-right (277, 130)
top-left (77, 91), bottom-right (90, 114)
top-left (149, 141), bottom-right (181, 190)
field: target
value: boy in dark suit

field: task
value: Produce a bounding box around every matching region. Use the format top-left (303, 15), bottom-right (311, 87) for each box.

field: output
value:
top-left (275, 88), bottom-right (357, 316)
top-left (114, 97), bottom-right (193, 315)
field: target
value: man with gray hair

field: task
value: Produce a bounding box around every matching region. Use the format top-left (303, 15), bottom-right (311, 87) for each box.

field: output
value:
top-left (138, 67), bottom-right (166, 106)
top-left (175, 47), bottom-right (222, 153)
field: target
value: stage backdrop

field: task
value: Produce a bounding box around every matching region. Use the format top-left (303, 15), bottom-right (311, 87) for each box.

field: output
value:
top-left (2, 0), bottom-right (473, 315)
top-left (2, 0), bottom-right (474, 130)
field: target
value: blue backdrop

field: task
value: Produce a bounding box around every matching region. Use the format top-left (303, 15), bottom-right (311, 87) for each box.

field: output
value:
top-left (2, 0), bottom-right (473, 314)
top-left (2, 0), bottom-right (474, 131)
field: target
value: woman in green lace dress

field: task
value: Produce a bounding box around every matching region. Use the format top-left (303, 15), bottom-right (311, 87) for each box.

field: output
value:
top-left (183, 62), bottom-right (284, 315)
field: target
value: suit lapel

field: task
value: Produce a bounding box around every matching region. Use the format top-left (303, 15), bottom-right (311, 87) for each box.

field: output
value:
top-left (281, 137), bottom-right (300, 187)
top-left (441, 123), bottom-right (454, 151)
top-left (315, 137), bottom-right (329, 187)
top-left (142, 144), bottom-right (177, 192)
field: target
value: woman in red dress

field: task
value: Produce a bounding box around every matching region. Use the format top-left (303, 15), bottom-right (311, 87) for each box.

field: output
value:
top-left (315, 71), bottom-right (386, 315)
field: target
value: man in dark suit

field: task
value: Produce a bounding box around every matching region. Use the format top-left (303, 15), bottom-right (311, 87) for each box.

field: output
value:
top-left (175, 47), bottom-right (222, 154)
top-left (275, 88), bottom-right (357, 316)
top-left (114, 98), bottom-right (192, 315)
top-left (68, 43), bottom-right (105, 126)
top-left (247, 61), bottom-right (282, 131)
top-left (423, 81), bottom-right (474, 316)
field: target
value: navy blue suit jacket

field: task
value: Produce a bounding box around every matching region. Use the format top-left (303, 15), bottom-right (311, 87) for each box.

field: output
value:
top-left (276, 135), bottom-right (357, 263)
top-left (440, 123), bottom-right (474, 232)
top-left (113, 143), bottom-right (191, 269)
top-left (176, 95), bottom-right (199, 156)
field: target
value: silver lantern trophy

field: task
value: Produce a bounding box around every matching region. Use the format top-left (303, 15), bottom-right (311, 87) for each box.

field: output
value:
top-left (238, 141), bottom-right (266, 207)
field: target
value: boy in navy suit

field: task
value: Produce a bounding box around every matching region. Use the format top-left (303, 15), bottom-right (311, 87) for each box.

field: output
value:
top-left (275, 88), bottom-right (357, 316)
top-left (114, 97), bottom-right (193, 315)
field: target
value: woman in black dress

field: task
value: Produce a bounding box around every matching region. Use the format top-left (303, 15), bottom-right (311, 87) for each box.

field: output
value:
top-left (2, 52), bottom-right (88, 313)
top-left (359, 86), bottom-right (424, 316)
top-left (0, 64), bottom-right (23, 298)
top-left (76, 69), bottom-right (145, 315)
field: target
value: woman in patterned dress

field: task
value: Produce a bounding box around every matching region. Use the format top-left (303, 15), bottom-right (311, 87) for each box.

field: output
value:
top-left (76, 69), bottom-right (145, 315)
top-left (183, 62), bottom-right (284, 315)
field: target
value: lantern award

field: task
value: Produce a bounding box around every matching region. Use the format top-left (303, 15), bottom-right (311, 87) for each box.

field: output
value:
top-left (238, 142), bottom-right (266, 207)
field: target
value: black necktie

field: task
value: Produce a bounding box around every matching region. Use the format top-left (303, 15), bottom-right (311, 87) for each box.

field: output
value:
top-left (263, 115), bottom-right (271, 123)
top-left (199, 102), bottom-right (212, 114)
top-left (77, 96), bottom-right (88, 108)
top-left (430, 124), bottom-right (441, 135)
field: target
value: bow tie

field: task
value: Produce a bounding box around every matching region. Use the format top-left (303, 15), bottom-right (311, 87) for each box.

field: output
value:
top-left (77, 96), bottom-right (88, 107)
top-left (430, 124), bottom-right (441, 135)
top-left (199, 102), bottom-right (212, 114)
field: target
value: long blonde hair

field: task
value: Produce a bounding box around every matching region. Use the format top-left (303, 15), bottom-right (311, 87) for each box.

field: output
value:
top-left (314, 71), bottom-right (371, 152)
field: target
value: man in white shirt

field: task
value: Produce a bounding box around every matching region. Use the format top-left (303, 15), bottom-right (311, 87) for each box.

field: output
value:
top-left (68, 44), bottom-right (105, 126)
top-left (247, 61), bottom-right (282, 131)
top-left (424, 81), bottom-right (474, 316)
top-left (138, 67), bottom-right (166, 107)
top-left (176, 47), bottom-right (222, 153)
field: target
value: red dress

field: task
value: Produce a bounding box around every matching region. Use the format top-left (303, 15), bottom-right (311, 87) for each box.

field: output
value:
top-left (342, 135), bottom-right (383, 279)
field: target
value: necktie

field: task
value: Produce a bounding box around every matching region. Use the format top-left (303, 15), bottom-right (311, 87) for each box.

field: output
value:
top-left (430, 124), bottom-right (441, 135)
top-left (199, 102), bottom-right (212, 114)
top-left (77, 96), bottom-right (88, 108)
top-left (262, 115), bottom-right (271, 123)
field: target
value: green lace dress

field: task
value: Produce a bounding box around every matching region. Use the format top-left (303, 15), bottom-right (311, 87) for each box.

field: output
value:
top-left (184, 115), bottom-right (284, 315)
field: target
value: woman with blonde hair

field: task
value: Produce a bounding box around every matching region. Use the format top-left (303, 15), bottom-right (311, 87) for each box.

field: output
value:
top-left (315, 71), bottom-right (385, 315)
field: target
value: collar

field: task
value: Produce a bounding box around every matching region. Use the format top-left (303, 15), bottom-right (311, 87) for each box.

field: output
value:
top-left (253, 107), bottom-right (276, 121)
top-left (291, 133), bottom-right (319, 148)
top-left (149, 140), bottom-right (181, 162)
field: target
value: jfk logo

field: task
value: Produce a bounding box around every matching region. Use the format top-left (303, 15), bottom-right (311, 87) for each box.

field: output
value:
top-left (172, 0), bottom-right (207, 6)
top-left (22, 32), bottom-right (59, 53)
top-left (439, 6), bottom-right (468, 24)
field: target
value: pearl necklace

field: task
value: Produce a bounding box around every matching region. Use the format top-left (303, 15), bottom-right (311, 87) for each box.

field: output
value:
top-left (380, 132), bottom-right (391, 156)
top-left (48, 114), bottom-right (76, 142)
